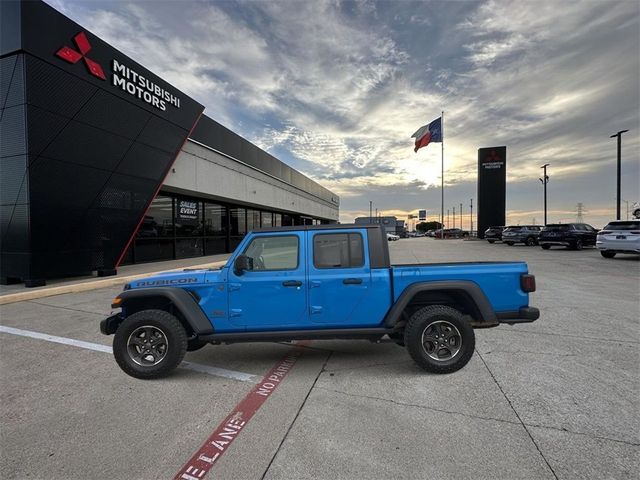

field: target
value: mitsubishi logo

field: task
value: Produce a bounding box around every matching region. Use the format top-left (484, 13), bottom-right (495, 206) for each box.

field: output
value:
top-left (56, 32), bottom-right (106, 80)
top-left (487, 150), bottom-right (501, 162)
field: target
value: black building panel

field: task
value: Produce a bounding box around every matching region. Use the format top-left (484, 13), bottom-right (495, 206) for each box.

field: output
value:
top-left (1, 55), bottom-right (25, 109)
top-left (24, 55), bottom-right (97, 119)
top-left (74, 89), bottom-right (151, 141)
top-left (116, 143), bottom-right (174, 181)
top-left (0, 105), bottom-right (27, 158)
top-left (0, 156), bottom-right (28, 205)
top-left (41, 120), bottom-right (134, 171)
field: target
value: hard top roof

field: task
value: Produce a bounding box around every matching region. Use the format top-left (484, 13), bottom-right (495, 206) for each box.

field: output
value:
top-left (254, 224), bottom-right (383, 233)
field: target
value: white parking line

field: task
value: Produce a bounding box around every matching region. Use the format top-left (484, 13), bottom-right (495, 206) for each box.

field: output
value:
top-left (0, 325), bottom-right (256, 383)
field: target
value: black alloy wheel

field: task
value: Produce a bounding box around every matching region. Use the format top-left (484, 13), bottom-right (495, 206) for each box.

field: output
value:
top-left (526, 237), bottom-right (536, 246)
top-left (113, 309), bottom-right (187, 379)
top-left (573, 239), bottom-right (583, 250)
top-left (404, 305), bottom-right (475, 374)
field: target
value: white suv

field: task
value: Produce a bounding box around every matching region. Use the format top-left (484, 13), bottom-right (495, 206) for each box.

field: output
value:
top-left (596, 220), bottom-right (640, 258)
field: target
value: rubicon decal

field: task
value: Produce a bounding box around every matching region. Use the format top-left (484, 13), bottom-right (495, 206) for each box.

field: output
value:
top-left (56, 32), bottom-right (106, 80)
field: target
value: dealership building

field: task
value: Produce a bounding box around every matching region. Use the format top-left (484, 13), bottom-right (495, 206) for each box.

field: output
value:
top-left (0, 1), bottom-right (339, 286)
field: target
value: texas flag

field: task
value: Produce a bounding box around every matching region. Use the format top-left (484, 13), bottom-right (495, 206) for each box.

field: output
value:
top-left (411, 117), bottom-right (442, 152)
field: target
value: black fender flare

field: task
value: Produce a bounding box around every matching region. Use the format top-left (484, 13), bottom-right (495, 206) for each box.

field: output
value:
top-left (114, 287), bottom-right (214, 335)
top-left (383, 281), bottom-right (497, 328)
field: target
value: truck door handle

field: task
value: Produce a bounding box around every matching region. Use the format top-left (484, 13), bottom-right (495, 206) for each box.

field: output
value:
top-left (343, 278), bottom-right (362, 285)
top-left (282, 280), bottom-right (302, 287)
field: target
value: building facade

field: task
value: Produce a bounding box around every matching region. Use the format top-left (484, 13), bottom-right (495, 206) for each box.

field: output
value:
top-left (0, 1), bottom-right (338, 286)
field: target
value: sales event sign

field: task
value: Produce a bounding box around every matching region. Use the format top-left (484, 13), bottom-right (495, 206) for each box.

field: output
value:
top-left (177, 199), bottom-right (199, 223)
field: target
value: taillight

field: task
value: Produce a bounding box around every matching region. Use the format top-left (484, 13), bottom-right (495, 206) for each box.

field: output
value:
top-left (521, 274), bottom-right (536, 293)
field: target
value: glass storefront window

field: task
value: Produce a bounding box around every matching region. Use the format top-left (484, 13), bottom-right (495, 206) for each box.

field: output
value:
top-left (137, 196), bottom-right (173, 238)
top-left (261, 212), bottom-right (273, 228)
top-left (282, 214), bottom-right (293, 226)
top-left (204, 203), bottom-right (227, 236)
top-left (246, 209), bottom-right (260, 232)
top-left (274, 213), bottom-right (282, 227)
top-left (176, 238), bottom-right (204, 259)
top-left (175, 198), bottom-right (203, 237)
top-left (204, 203), bottom-right (227, 255)
top-left (229, 208), bottom-right (246, 249)
top-left (230, 208), bottom-right (246, 236)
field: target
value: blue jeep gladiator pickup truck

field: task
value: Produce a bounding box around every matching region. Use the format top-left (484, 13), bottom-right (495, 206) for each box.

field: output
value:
top-left (101, 224), bottom-right (539, 379)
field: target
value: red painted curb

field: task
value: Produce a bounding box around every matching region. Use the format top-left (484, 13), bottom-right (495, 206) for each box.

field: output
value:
top-left (174, 343), bottom-right (308, 480)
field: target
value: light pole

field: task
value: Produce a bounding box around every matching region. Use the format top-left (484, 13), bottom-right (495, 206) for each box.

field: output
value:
top-left (610, 130), bottom-right (629, 220)
top-left (369, 201), bottom-right (372, 224)
top-left (453, 206), bottom-right (456, 228)
top-left (624, 200), bottom-right (629, 220)
top-left (539, 164), bottom-right (550, 225)
top-left (470, 198), bottom-right (473, 234)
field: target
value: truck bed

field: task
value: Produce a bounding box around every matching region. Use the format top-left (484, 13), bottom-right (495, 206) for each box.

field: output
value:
top-left (391, 261), bottom-right (529, 313)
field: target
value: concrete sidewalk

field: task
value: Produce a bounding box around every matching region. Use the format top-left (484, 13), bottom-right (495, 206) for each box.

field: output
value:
top-left (0, 254), bottom-right (230, 305)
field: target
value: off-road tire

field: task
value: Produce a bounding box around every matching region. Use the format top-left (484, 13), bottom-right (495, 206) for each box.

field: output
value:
top-left (404, 305), bottom-right (475, 374)
top-left (187, 338), bottom-right (208, 352)
top-left (113, 309), bottom-right (187, 379)
top-left (541, 244), bottom-right (551, 250)
top-left (600, 250), bottom-right (616, 258)
top-left (525, 237), bottom-right (536, 246)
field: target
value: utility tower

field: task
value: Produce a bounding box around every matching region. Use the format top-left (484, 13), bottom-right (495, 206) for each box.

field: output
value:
top-left (575, 203), bottom-right (587, 223)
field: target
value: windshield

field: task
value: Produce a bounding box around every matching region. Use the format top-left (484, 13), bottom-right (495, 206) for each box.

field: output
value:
top-left (603, 221), bottom-right (640, 231)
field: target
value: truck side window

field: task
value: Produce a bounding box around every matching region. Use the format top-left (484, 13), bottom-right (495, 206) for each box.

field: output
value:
top-left (243, 235), bottom-right (299, 271)
top-left (313, 233), bottom-right (364, 268)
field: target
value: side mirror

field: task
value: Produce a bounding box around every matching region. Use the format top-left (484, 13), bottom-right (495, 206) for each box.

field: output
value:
top-left (234, 255), bottom-right (253, 275)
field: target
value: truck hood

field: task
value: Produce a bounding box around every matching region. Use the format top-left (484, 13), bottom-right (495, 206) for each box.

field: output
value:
top-left (127, 268), bottom-right (215, 289)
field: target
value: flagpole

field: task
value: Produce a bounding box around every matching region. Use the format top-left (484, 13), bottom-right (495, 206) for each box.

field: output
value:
top-left (441, 110), bottom-right (444, 235)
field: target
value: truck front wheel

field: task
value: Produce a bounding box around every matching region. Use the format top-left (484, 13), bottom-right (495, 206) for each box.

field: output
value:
top-left (113, 309), bottom-right (187, 379)
top-left (404, 305), bottom-right (475, 374)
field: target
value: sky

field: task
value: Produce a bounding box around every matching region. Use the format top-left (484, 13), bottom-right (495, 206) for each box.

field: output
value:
top-left (46, 0), bottom-right (640, 228)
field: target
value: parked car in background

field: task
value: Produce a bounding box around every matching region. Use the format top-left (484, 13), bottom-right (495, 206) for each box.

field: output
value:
top-left (538, 223), bottom-right (598, 250)
top-left (502, 225), bottom-right (543, 246)
top-left (443, 228), bottom-right (469, 239)
top-left (596, 220), bottom-right (640, 258)
top-left (484, 226), bottom-right (505, 243)
top-left (387, 233), bottom-right (400, 241)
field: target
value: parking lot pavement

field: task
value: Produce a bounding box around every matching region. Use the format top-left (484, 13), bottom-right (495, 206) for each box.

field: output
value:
top-left (1, 238), bottom-right (638, 479)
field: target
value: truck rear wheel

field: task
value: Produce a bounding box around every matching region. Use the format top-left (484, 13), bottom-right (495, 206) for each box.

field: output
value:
top-left (404, 305), bottom-right (475, 374)
top-left (113, 309), bottom-right (187, 379)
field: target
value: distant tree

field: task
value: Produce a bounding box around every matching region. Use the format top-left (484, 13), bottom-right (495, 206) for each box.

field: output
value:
top-left (416, 221), bottom-right (442, 232)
